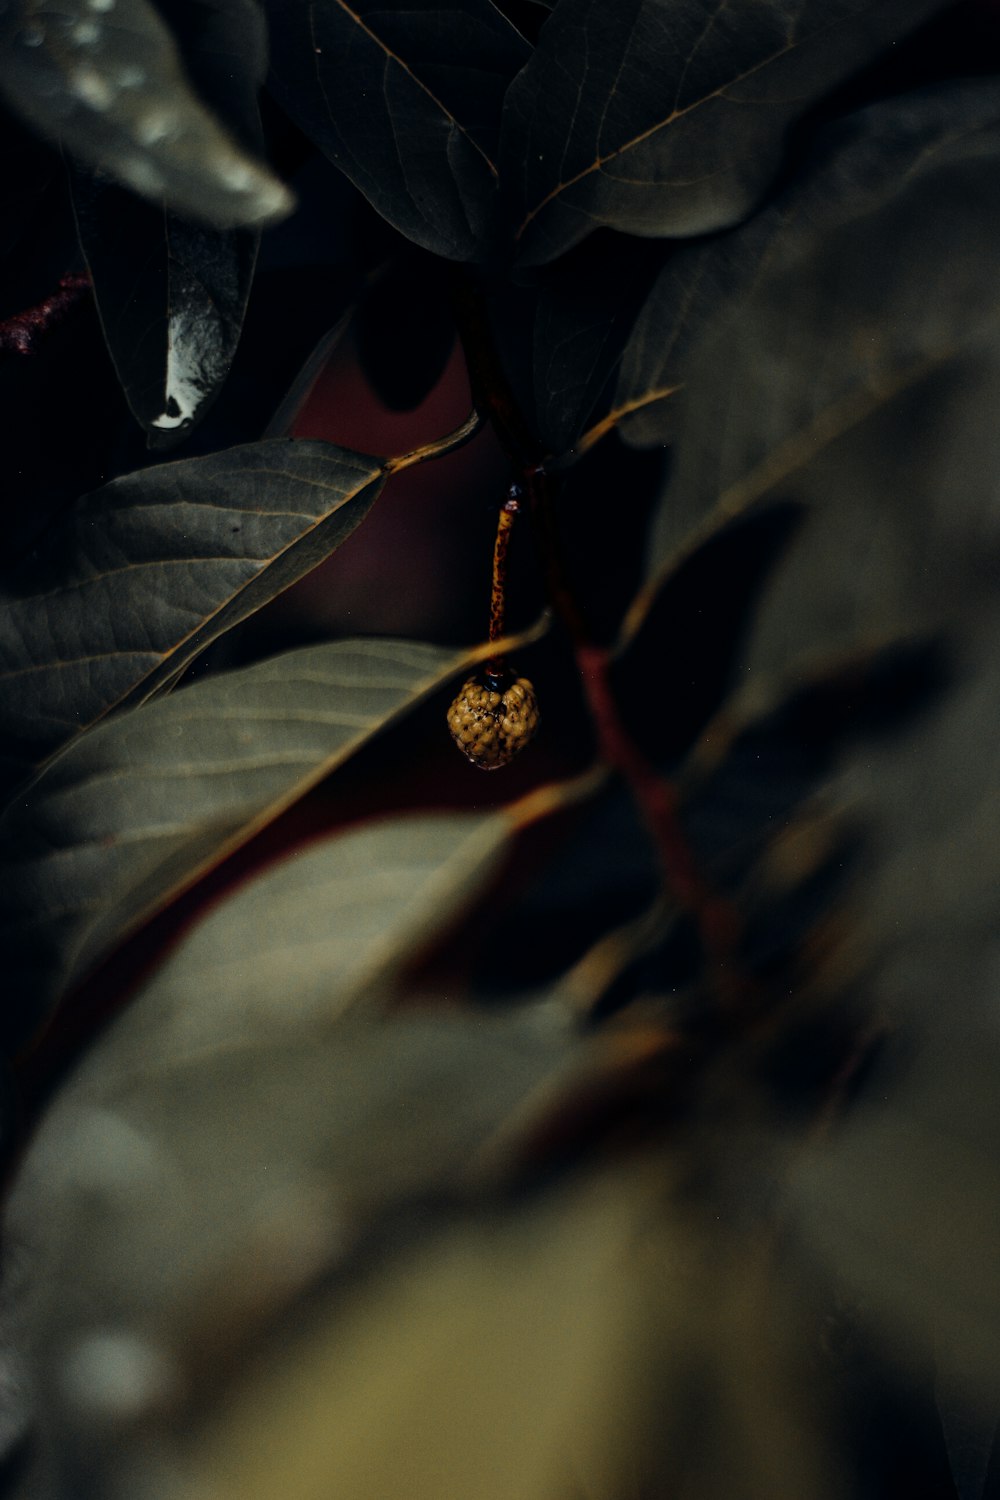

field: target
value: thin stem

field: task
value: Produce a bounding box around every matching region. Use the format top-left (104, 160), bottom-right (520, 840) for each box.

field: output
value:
top-left (547, 383), bottom-right (682, 470)
top-left (384, 408), bottom-right (483, 474)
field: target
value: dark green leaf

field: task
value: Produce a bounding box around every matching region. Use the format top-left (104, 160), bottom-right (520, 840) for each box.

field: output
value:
top-left (265, 0), bottom-right (530, 262)
top-left (0, 635), bottom-right (532, 1045)
top-left (0, 440), bottom-right (386, 796)
top-left (615, 82), bottom-right (1000, 448)
top-left (71, 174), bottom-right (259, 445)
top-left (0, 0), bottom-right (291, 229)
top-left (501, 0), bottom-right (948, 268)
top-left (636, 84), bottom-right (1000, 637)
top-left (69, 0), bottom-right (272, 445)
top-left (491, 236), bottom-right (660, 456)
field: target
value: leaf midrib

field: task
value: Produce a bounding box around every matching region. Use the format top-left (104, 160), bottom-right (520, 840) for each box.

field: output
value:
top-left (311, 0), bottom-right (499, 179)
top-left (514, 4), bottom-right (871, 241)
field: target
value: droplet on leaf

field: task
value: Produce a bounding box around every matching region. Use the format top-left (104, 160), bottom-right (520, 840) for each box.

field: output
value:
top-left (447, 668), bottom-right (540, 769)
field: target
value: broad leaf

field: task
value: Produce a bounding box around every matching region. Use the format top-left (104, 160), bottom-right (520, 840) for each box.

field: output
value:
top-left (786, 616), bottom-right (1000, 1396)
top-left (0, 440), bottom-right (386, 796)
top-left (615, 81), bottom-right (1000, 448)
top-left (0, 798), bottom-right (606, 1490)
top-left (502, 0), bottom-right (948, 268)
top-left (266, 0), bottom-right (530, 262)
top-left (491, 236), bottom-right (659, 457)
top-left (69, 0), bottom-right (271, 445)
top-left (0, 634), bottom-right (546, 1045)
top-left (635, 85), bottom-right (1000, 634)
top-left (0, 0), bottom-right (290, 229)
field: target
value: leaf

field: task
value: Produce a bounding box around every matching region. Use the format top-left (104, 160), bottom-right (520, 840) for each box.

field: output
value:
top-left (0, 800), bottom-right (607, 1491)
top-left (0, 439), bottom-right (387, 797)
top-left (501, 0), bottom-right (949, 268)
top-left (0, 0), bottom-right (291, 229)
top-left (491, 236), bottom-right (660, 457)
top-left (635, 80), bottom-right (1000, 637)
top-left (69, 0), bottom-right (272, 445)
top-left (786, 615), bottom-right (1000, 1397)
top-left (265, 0), bottom-right (530, 262)
top-left (165, 1173), bottom-right (664, 1500)
top-left (615, 80), bottom-right (1000, 449)
top-left (0, 633), bottom-right (547, 1046)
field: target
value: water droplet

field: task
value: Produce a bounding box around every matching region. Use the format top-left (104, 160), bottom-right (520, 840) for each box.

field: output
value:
top-left (117, 63), bottom-right (145, 88)
top-left (89, 0), bottom-right (115, 9)
top-left (20, 23), bottom-right (44, 45)
top-left (73, 19), bottom-right (99, 43)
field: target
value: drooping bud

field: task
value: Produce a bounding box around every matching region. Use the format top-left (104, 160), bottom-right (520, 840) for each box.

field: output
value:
top-left (447, 668), bottom-right (540, 769)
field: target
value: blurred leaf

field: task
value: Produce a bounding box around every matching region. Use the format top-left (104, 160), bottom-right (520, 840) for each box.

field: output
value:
top-left (0, 634), bottom-right (555, 1047)
top-left (69, 0), bottom-right (272, 446)
top-left (265, 0), bottom-right (530, 262)
top-left (615, 81), bottom-right (1000, 449)
top-left (165, 1173), bottom-right (660, 1500)
top-left (2, 1020), bottom-right (583, 1492)
top-left (0, 798), bottom-right (617, 1494)
top-left (634, 83), bottom-right (1000, 658)
top-left (0, 0), bottom-right (291, 229)
top-left (0, 440), bottom-right (386, 798)
top-left (501, 0), bottom-right (946, 268)
top-left (785, 617), bottom-right (1000, 1398)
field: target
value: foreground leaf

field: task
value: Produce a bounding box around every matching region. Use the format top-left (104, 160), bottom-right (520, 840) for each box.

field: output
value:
top-left (786, 616), bottom-right (1000, 1396)
top-left (0, 789), bottom-right (610, 1492)
top-left (0, 440), bottom-right (386, 797)
top-left (69, 0), bottom-right (271, 444)
top-left (0, 1006), bottom-right (581, 1494)
top-left (0, 0), bottom-right (290, 229)
top-left (0, 633), bottom-right (548, 1045)
top-left (266, 0), bottom-right (529, 261)
top-left (501, 0), bottom-right (946, 268)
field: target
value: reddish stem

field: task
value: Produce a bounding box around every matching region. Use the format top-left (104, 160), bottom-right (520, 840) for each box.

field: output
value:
top-left (0, 272), bottom-right (91, 357)
top-left (575, 642), bottom-right (745, 985)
